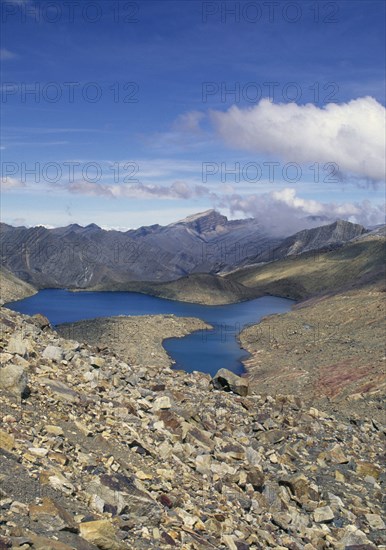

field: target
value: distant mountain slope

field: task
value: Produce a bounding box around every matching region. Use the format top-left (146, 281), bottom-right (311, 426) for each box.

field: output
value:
top-left (93, 224), bottom-right (384, 305)
top-left (91, 273), bottom-right (257, 305)
top-left (227, 230), bottom-right (386, 300)
top-left (268, 219), bottom-right (367, 259)
top-left (0, 267), bottom-right (36, 305)
top-left (0, 211), bottom-right (280, 288)
top-left (0, 213), bottom-right (373, 294)
top-left (234, 219), bottom-right (368, 267)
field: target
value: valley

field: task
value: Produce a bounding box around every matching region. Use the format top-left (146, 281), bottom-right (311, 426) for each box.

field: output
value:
top-left (1, 212), bottom-right (385, 549)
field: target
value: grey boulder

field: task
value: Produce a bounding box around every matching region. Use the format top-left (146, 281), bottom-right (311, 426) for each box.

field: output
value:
top-left (212, 368), bottom-right (249, 396)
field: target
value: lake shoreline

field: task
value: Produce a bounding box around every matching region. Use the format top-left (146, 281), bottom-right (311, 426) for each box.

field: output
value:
top-left (56, 314), bottom-right (212, 371)
top-left (6, 289), bottom-right (294, 376)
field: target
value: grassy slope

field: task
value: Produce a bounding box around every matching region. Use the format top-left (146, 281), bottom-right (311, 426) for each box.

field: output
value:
top-left (89, 235), bottom-right (385, 304)
top-left (90, 273), bottom-right (257, 305)
top-left (227, 236), bottom-right (386, 300)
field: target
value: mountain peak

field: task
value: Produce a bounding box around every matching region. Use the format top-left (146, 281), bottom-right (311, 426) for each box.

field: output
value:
top-left (175, 210), bottom-right (228, 233)
top-left (85, 223), bottom-right (101, 230)
top-left (177, 209), bottom-right (217, 223)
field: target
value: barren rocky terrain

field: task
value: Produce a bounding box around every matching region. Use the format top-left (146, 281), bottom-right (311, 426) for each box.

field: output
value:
top-left (57, 315), bottom-right (211, 369)
top-left (0, 268), bottom-right (36, 307)
top-left (89, 274), bottom-right (257, 306)
top-left (1, 223), bottom-right (385, 549)
top-left (239, 284), bottom-right (386, 423)
top-left (1, 306), bottom-right (385, 549)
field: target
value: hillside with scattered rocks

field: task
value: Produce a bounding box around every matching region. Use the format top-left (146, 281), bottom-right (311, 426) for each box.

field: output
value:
top-left (89, 274), bottom-right (257, 305)
top-left (57, 315), bottom-right (211, 369)
top-left (239, 284), bottom-right (386, 423)
top-left (0, 306), bottom-right (385, 549)
top-left (0, 268), bottom-right (36, 306)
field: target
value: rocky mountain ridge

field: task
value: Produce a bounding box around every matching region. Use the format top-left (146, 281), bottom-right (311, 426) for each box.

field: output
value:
top-left (231, 220), bottom-right (368, 268)
top-left (0, 213), bottom-right (366, 291)
top-left (227, 230), bottom-right (386, 301)
top-left (0, 211), bottom-right (277, 288)
top-left (92, 228), bottom-right (385, 305)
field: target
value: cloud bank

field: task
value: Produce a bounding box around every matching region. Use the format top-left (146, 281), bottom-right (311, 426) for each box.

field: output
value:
top-left (1, 177), bottom-right (25, 190)
top-left (211, 97), bottom-right (386, 181)
top-left (62, 180), bottom-right (385, 234)
top-left (64, 179), bottom-right (210, 200)
top-left (215, 188), bottom-right (385, 235)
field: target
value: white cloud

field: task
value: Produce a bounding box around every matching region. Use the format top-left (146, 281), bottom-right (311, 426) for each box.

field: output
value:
top-left (28, 173), bottom-right (386, 234)
top-left (0, 49), bottom-right (18, 61)
top-left (145, 110), bottom-right (211, 153)
top-left (1, 177), bottom-right (25, 190)
top-left (172, 111), bottom-right (205, 134)
top-left (217, 187), bottom-right (385, 235)
top-left (211, 97), bottom-right (386, 181)
top-left (63, 179), bottom-right (209, 200)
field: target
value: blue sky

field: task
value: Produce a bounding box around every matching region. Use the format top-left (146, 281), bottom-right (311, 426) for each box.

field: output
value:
top-left (1, 0), bottom-right (385, 231)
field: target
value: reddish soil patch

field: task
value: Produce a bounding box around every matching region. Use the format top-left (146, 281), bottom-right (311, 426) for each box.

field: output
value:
top-left (317, 360), bottom-right (377, 398)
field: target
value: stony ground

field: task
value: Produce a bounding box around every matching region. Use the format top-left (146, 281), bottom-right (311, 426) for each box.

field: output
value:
top-left (56, 315), bottom-right (211, 370)
top-left (0, 269), bottom-right (36, 307)
top-left (0, 306), bottom-right (385, 549)
top-left (239, 285), bottom-right (386, 423)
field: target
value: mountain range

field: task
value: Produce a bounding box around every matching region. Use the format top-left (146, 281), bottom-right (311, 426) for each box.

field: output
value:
top-left (0, 211), bottom-right (370, 291)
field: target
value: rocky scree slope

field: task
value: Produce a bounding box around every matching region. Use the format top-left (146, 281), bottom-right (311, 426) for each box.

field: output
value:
top-left (239, 284), bottom-right (386, 422)
top-left (0, 268), bottom-right (36, 306)
top-left (0, 307), bottom-right (385, 549)
top-left (57, 314), bottom-right (211, 369)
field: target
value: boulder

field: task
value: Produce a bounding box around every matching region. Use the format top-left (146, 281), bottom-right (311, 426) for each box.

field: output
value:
top-left (86, 473), bottom-right (161, 523)
top-left (42, 345), bottom-right (64, 362)
top-left (246, 468), bottom-right (265, 491)
top-left (6, 334), bottom-right (29, 356)
top-left (365, 513), bottom-right (385, 530)
top-left (356, 461), bottom-right (381, 479)
top-left (212, 368), bottom-right (249, 396)
top-left (313, 506), bottom-right (334, 523)
top-left (79, 520), bottom-right (126, 549)
top-left (0, 364), bottom-right (29, 397)
top-left (339, 526), bottom-right (377, 548)
top-left (39, 379), bottom-right (79, 403)
top-left (29, 498), bottom-right (78, 532)
top-left (151, 396), bottom-right (171, 411)
top-left (0, 430), bottom-right (15, 452)
top-left (32, 313), bottom-right (51, 329)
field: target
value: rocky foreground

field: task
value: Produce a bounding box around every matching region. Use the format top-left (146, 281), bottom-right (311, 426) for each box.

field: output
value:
top-left (0, 306), bottom-right (385, 549)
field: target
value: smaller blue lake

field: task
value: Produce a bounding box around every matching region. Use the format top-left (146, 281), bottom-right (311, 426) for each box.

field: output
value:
top-left (6, 290), bottom-right (294, 376)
